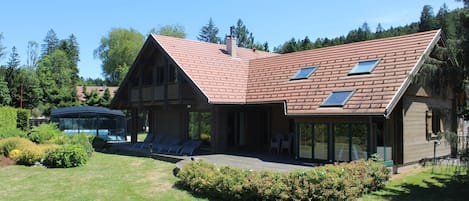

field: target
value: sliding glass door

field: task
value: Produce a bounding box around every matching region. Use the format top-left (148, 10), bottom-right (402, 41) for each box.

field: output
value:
top-left (298, 123), bottom-right (329, 161)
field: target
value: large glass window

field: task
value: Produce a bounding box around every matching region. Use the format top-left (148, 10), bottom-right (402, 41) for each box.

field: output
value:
top-left (314, 124), bottom-right (328, 160)
top-left (298, 123), bottom-right (313, 159)
top-left (334, 124), bottom-right (350, 161)
top-left (188, 112), bottom-right (212, 146)
top-left (351, 124), bottom-right (368, 160)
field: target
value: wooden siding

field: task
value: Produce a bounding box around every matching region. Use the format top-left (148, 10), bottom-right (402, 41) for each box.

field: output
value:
top-left (402, 96), bottom-right (451, 164)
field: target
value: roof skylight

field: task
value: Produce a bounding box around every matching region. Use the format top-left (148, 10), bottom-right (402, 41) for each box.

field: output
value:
top-left (321, 90), bottom-right (355, 107)
top-left (348, 59), bottom-right (380, 75)
top-left (290, 66), bottom-right (317, 80)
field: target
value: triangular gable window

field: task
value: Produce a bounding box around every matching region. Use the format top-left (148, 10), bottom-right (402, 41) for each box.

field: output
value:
top-left (290, 66), bottom-right (318, 80)
top-left (321, 90), bottom-right (355, 107)
top-left (348, 59), bottom-right (380, 75)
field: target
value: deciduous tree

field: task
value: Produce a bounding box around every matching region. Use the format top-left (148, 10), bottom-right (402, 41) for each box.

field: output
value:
top-left (150, 25), bottom-right (187, 38)
top-left (94, 28), bottom-right (144, 85)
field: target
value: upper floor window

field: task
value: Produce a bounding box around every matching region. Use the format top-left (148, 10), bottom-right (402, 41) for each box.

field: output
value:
top-left (290, 66), bottom-right (318, 80)
top-left (348, 59), bottom-right (380, 75)
top-left (321, 90), bottom-right (355, 107)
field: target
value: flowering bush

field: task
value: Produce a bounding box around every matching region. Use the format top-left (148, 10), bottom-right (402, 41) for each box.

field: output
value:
top-left (176, 159), bottom-right (390, 201)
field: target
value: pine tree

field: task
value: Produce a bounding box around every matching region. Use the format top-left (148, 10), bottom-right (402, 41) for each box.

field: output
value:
top-left (198, 18), bottom-right (220, 43)
top-left (5, 46), bottom-right (21, 107)
top-left (42, 29), bottom-right (59, 56)
top-left (0, 33), bottom-right (5, 62)
top-left (419, 5), bottom-right (436, 32)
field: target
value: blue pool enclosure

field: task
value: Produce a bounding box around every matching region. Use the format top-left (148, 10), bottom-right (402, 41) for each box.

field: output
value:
top-left (50, 106), bottom-right (127, 141)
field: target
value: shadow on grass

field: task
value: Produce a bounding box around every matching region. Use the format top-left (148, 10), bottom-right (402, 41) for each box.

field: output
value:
top-left (370, 167), bottom-right (469, 201)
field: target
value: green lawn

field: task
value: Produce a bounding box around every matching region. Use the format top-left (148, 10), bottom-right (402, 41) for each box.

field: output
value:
top-left (361, 165), bottom-right (469, 201)
top-left (0, 152), bottom-right (206, 201)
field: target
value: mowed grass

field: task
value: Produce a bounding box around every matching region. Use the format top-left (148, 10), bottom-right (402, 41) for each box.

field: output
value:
top-left (361, 164), bottom-right (469, 201)
top-left (0, 152), bottom-right (206, 201)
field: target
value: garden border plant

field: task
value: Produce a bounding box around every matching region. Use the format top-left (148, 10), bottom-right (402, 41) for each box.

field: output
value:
top-left (176, 159), bottom-right (390, 201)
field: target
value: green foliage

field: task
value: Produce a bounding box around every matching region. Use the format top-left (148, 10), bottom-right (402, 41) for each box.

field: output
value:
top-left (151, 24), bottom-right (187, 39)
top-left (0, 80), bottom-right (11, 106)
top-left (16, 145), bottom-right (45, 166)
top-left (68, 134), bottom-right (94, 157)
top-left (177, 159), bottom-right (390, 201)
top-left (0, 128), bottom-right (26, 139)
top-left (230, 19), bottom-right (269, 51)
top-left (28, 123), bottom-right (64, 144)
top-left (16, 109), bottom-right (30, 131)
top-left (43, 144), bottom-right (88, 168)
top-left (94, 28), bottom-right (144, 85)
top-left (0, 137), bottom-right (35, 157)
top-left (0, 107), bottom-right (17, 132)
top-left (0, 32), bottom-right (5, 60)
top-left (198, 18), bottom-right (220, 43)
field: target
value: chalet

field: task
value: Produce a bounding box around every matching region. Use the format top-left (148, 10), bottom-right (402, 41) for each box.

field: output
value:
top-left (111, 29), bottom-right (462, 168)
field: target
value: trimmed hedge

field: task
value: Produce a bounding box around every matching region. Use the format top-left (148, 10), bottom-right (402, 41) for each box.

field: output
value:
top-left (0, 107), bottom-right (17, 132)
top-left (16, 109), bottom-right (30, 131)
top-left (176, 159), bottom-right (390, 201)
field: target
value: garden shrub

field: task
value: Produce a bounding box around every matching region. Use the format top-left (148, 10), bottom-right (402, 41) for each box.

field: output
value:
top-left (177, 159), bottom-right (390, 201)
top-left (68, 134), bottom-right (94, 157)
top-left (8, 149), bottom-right (21, 161)
top-left (0, 107), bottom-right (17, 132)
top-left (16, 145), bottom-right (45, 166)
top-left (0, 137), bottom-right (35, 157)
top-left (43, 144), bottom-right (88, 168)
top-left (0, 128), bottom-right (26, 139)
top-left (28, 123), bottom-right (64, 144)
top-left (16, 109), bottom-right (30, 131)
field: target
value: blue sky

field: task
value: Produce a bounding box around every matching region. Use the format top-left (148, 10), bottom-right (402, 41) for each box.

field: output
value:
top-left (0, 0), bottom-right (463, 79)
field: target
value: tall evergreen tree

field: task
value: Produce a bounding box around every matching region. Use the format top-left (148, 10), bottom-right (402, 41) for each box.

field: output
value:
top-left (198, 18), bottom-right (220, 43)
top-left (436, 3), bottom-right (456, 38)
top-left (0, 33), bottom-right (5, 61)
top-left (42, 29), bottom-right (59, 56)
top-left (234, 19), bottom-right (251, 48)
top-left (419, 5), bottom-right (436, 32)
top-left (5, 46), bottom-right (21, 107)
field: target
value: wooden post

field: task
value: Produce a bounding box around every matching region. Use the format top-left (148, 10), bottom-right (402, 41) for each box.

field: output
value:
top-left (131, 108), bottom-right (138, 143)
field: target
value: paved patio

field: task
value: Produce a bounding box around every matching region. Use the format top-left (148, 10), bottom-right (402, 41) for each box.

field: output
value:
top-left (109, 143), bottom-right (316, 172)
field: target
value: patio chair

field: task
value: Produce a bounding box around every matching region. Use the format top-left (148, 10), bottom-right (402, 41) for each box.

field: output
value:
top-left (133, 132), bottom-right (154, 149)
top-left (167, 140), bottom-right (193, 154)
top-left (270, 134), bottom-right (282, 153)
top-left (179, 140), bottom-right (202, 156)
top-left (280, 134), bottom-right (293, 155)
top-left (153, 137), bottom-right (180, 154)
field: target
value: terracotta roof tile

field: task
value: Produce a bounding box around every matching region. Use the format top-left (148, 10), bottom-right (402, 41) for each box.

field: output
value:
top-left (147, 30), bottom-right (440, 115)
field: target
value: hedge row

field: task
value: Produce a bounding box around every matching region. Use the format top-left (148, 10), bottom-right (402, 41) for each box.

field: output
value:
top-left (0, 107), bottom-right (31, 137)
top-left (176, 159), bottom-right (390, 201)
top-left (0, 107), bottom-right (17, 132)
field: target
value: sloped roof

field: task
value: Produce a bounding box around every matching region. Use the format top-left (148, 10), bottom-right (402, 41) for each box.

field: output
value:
top-left (247, 30), bottom-right (440, 116)
top-left (115, 30), bottom-right (441, 117)
top-left (153, 34), bottom-right (276, 103)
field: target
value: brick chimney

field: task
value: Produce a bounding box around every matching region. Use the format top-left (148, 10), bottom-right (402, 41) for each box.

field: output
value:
top-left (226, 26), bottom-right (237, 57)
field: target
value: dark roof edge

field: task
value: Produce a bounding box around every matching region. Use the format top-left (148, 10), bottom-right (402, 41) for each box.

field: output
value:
top-left (51, 106), bottom-right (125, 117)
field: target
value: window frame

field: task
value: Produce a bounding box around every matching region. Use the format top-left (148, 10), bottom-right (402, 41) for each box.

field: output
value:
top-left (290, 66), bottom-right (318, 80)
top-left (348, 59), bottom-right (380, 75)
top-left (320, 89), bottom-right (355, 107)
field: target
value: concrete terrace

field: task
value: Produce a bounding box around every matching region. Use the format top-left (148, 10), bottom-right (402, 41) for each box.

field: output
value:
top-left (108, 143), bottom-right (316, 172)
